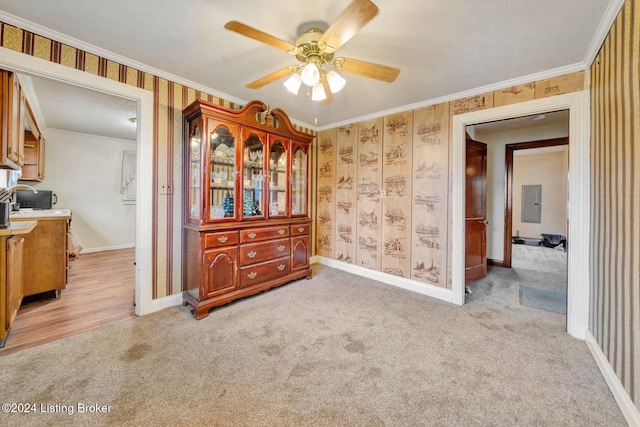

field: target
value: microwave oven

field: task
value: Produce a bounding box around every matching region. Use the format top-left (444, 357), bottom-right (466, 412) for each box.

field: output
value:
top-left (15, 190), bottom-right (57, 210)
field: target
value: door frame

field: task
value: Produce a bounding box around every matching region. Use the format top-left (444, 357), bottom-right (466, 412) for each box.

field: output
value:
top-left (452, 91), bottom-right (590, 340)
top-left (0, 47), bottom-right (154, 316)
top-left (503, 137), bottom-right (569, 268)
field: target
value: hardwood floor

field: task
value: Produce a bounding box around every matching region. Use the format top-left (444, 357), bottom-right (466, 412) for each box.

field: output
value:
top-left (0, 248), bottom-right (135, 356)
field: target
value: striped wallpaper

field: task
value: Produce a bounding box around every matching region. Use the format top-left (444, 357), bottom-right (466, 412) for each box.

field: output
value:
top-left (0, 21), bottom-right (315, 299)
top-left (589, 0), bottom-right (639, 409)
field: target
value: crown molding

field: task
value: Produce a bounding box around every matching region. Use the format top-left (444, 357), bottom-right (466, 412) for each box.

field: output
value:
top-left (583, 0), bottom-right (625, 67)
top-left (316, 62), bottom-right (586, 131)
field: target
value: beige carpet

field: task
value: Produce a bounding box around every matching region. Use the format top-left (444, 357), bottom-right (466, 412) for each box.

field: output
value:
top-left (512, 243), bottom-right (567, 277)
top-left (0, 264), bottom-right (624, 426)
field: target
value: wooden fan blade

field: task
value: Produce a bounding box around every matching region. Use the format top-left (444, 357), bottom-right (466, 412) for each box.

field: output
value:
top-left (320, 73), bottom-right (333, 105)
top-left (321, 0), bottom-right (378, 50)
top-left (339, 57), bottom-right (400, 82)
top-left (247, 67), bottom-right (293, 89)
top-left (225, 21), bottom-right (296, 52)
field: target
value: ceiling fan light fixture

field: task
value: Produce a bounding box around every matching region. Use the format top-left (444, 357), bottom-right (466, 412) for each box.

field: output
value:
top-left (311, 83), bottom-right (327, 101)
top-left (300, 62), bottom-right (320, 86)
top-left (326, 70), bottom-right (346, 93)
top-left (283, 73), bottom-right (302, 95)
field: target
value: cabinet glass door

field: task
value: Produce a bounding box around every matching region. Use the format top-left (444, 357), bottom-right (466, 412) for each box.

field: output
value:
top-left (291, 145), bottom-right (308, 216)
top-left (188, 121), bottom-right (202, 221)
top-left (210, 124), bottom-right (236, 220)
top-left (268, 140), bottom-right (288, 217)
top-left (242, 131), bottom-right (265, 218)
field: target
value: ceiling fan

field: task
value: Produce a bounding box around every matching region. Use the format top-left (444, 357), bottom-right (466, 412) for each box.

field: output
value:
top-left (224, 0), bottom-right (400, 103)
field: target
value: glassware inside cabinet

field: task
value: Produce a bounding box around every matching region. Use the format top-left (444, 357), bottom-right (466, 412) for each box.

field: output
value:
top-left (291, 146), bottom-right (307, 215)
top-left (242, 132), bottom-right (264, 217)
top-left (209, 125), bottom-right (236, 219)
top-left (268, 140), bottom-right (287, 216)
top-left (189, 122), bottom-right (201, 220)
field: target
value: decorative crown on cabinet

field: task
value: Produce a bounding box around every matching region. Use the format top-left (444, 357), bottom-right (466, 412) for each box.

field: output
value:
top-left (182, 100), bottom-right (313, 319)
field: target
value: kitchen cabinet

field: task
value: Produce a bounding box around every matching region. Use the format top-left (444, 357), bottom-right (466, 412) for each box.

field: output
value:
top-left (11, 211), bottom-right (71, 297)
top-left (20, 102), bottom-right (45, 181)
top-left (182, 100), bottom-right (313, 319)
top-left (0, 221), bottom-right (36, 347)
top-left (0, 70), bottom-right (25, 170)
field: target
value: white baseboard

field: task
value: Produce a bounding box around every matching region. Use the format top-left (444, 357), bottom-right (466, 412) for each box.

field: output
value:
top-left (586, 331), bottom-right (640, 426)
top-left (151, 292), bottom-right (183, 313)
top-left (80, 243), bottom-right (135, 254)
top-left (316, 256), bottom-right (454, 304)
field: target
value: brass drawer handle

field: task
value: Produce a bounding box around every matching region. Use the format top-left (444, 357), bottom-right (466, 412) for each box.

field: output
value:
top-left (247, 251), bottom-right (257, 259)
top-left (298, 227), bottom-right (305, 232)
top-left (217, 236), bottom-right (228, 243)
top-left (277, 245), bottom-right (285, 252)
top-left (277, 264), bottom-right (285, 271)
top-left (248, 232), bottom-right (257, 239)
top-left (278, 229), bottom-right (285, 235)
top-left (247, 272), bottom-right (257, 280)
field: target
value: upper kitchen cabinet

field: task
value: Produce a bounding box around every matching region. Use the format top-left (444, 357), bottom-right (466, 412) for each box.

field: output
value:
top-left (20, 103), bottom-right (45, 181)
top-left (0, 70), bottom-right (25, 170)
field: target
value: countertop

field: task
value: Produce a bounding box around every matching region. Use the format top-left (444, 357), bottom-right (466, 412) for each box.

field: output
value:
top-left (0, 220), bottom-right (37, 236)
top-left (9, 208), bottom-right (72, 220)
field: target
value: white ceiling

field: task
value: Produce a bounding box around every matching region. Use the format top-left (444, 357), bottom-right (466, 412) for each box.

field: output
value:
top-left (22, 75), bottom-right (138, 141)
top-left (0, 0), bottom-right (619, 136)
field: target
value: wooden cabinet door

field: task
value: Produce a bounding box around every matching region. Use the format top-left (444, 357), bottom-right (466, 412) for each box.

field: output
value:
top-left (37, 136), bottom-right (45, 180)
top-left (291, 236), bottom-right (310, 271)
top-left (201, 248), bottom-right (237, 299)
top-left (21, 103), bottom-right (45, 181)
top-left (1, 70), bottom-right (24, 169)
top-left (6, 235), bottom-right (24, 332)
top-left (19, 218), bottom-right (68, 296)
top-left (7, 74), bottom-right (24, 167)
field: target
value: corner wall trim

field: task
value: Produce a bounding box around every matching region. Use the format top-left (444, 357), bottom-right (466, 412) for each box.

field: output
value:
top-left (487, 259), bottom-right (506, 268)
top-left (586, 331), bottom-right (640, 426)
top-left (151, 293), bottom-right (183, 313)
top-left (316, 256), bottom-right (454, 304)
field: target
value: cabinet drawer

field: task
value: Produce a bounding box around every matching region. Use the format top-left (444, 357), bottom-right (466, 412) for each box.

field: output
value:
top-left (291, 224), bottom-right (310, 236)
top-left (239, 257), bottom-right (290, 289)
top-left (204, 231), bottom-right (238, 248)
top-left (239, 238), bottom-right (290, 266)
top-left (240, 226), bottom-right (289, 243)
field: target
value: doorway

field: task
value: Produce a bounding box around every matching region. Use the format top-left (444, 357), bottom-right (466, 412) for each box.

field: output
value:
top-left (0, 47), bottom-right (154, 316)
top-left (504, 137), bottom-right (569, 268)
top-left (452, 91), bottom-right (590, 339)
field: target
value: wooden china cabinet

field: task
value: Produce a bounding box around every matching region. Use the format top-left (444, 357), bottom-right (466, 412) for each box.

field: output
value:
top-left (182, 100), bottom-right (313, 319)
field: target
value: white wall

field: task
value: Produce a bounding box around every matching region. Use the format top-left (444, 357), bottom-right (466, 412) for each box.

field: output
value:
top-left (513, 149), bottom-right (568, 238)
top-left (473, 121), bottom-right (568, 261)
top-left (36, 129), bottom-right (136, 251)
